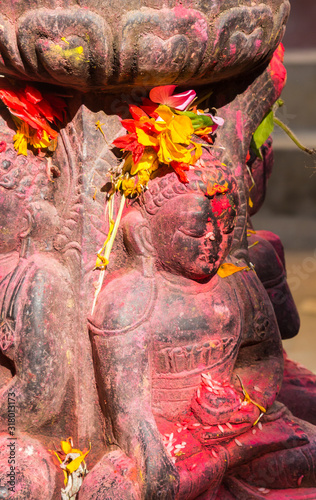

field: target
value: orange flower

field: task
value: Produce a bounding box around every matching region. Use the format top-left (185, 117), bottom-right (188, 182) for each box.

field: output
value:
top-left (112, 105), bottom-right (158, 164)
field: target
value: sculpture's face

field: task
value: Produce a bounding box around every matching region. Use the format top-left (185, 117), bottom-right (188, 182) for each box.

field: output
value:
top-left (151, 193), bottom-right (227, 281)
top-left (0, 0), bottom-right (290, 91)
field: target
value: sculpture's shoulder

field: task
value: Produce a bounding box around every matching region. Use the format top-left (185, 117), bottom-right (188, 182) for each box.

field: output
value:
top-left (20, 253), bottom-right (72, 290)
top-left (254, 229), bottom-right (286, 267)
top-left (248, 231), bottom-right (285, 284)
top-left (11, 253), bottom-right (73, 316)
top-left (91, 269), bottom-right (156, 333)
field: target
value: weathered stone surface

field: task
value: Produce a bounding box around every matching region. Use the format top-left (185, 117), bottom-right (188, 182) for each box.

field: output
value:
top-left (0, 1), bottom-right (289, 90)
top-left (1, 1), bottom-right (316, 499)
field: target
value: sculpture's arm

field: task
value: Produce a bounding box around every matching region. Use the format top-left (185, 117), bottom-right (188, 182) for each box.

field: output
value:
top-left (93, 326), bottom-right (180, 499)
top-left (233, 333), bottom-right (284, 414)
top-left (0, 263), bottom-right (74, 433)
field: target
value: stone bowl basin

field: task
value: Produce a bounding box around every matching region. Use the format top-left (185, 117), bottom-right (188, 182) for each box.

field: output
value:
top-left (0, 0), bottom-right (289, 91)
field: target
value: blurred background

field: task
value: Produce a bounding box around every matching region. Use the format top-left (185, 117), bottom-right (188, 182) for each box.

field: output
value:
top-left (252, 0), bottom-right (316, 373)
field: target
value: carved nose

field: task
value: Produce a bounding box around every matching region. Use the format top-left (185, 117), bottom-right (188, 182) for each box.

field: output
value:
top-left (17, 8), bottom-right (113, 90)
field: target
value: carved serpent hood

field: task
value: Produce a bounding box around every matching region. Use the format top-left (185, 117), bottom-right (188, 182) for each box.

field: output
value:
top-left (0, 0), bottom-right (289, 90)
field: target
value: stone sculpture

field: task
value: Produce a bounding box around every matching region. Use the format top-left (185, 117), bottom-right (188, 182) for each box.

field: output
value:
top-left (246, 138), bottom-right (316, 427)
top-left (0, 0), bottom-right (315, 499)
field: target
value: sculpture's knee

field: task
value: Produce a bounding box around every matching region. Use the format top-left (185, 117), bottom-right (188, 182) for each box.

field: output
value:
top-left (79, 450), bottom-right (141, 500)
top-left (0, 433), bottom-right (57, 500)
top-left (235, 419), bottom-right (316, 490)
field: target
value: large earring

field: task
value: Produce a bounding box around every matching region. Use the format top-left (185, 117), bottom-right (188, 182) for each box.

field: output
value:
top-left (137, 224), bottom-right (155, 257)
top-left (19, 210), bottom-right (32, 258)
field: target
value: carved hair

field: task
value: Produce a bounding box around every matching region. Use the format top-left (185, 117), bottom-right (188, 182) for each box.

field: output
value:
top-left (0, 146), bottom-right (61, 242)
top-left (137, 161), bottom-right (238, 218)
top-left (0, 147), bottom-right (55, 203)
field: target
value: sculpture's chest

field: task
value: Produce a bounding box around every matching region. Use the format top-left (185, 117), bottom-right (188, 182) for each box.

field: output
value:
top-left (151, 278), bottom-right (242, 376)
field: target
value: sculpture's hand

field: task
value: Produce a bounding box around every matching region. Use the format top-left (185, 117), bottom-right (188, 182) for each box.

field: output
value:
top-left (123, 417), bottom-right (180, 500)
top-left (143, 438), bottom-right (179, 500)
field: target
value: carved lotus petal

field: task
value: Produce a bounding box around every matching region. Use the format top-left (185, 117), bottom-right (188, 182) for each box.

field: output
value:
top-left (0, 1), bottom-right (290, 89)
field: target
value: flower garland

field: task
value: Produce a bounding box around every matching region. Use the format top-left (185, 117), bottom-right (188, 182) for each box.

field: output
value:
top-left (107, 85), bottom-right (223, 198)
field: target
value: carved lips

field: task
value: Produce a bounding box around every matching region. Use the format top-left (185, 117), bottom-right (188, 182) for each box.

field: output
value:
top-left (0, 1), bottom-right (290, 90)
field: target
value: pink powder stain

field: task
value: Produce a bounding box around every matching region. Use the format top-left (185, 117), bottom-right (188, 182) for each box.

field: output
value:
top-left (255, 39), bottom-right (262, 50)
top-left (230, 44), bottom-right (236, 55)
top-left (234, 165), bottom-right (242, 177)
top-left (192, 19), bottom-right (208, 42)
top-left (236, 110), bottom-right (244, 142)
top-left (173, 5), bottom-right (192, 19)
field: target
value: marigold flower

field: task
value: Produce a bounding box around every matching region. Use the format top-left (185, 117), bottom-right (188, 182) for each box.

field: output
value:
top-left (154, 105), bottom-right (197, 165)
top-left (13, 119), bottom-right (51, 156)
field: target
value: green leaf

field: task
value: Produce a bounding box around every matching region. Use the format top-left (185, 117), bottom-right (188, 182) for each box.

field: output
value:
top-left (175, 110), bottom-right (214, 130)
top-left (251, 109), bottom-right (274, 159)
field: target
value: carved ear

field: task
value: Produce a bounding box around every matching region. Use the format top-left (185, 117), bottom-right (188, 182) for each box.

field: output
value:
top-left (136, 223), bottom-right (155, 256)
top-left (19, 210), bottom-right (33, 239)
top-left (122, 209), bottom-right (155, 257)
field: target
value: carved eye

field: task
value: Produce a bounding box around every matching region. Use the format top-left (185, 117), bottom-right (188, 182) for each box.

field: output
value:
top-left (178, 225), bottom-right (205, 238)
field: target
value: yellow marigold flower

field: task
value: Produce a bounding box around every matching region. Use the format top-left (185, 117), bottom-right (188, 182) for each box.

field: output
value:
top-left (50, 437), bottom-right (91, 486)
top-left (153, 105), bottom-right (197, 165)
top-left (194, 126), bottom-right (215, 136)
top-left (121, 177), bottom-right (136, 197)
top-left (13, 120), bottom-right (52, 155)
top-left (136, 127), bottom-right (158, 148)
top-left (130, 150), bottom-right (159, 175)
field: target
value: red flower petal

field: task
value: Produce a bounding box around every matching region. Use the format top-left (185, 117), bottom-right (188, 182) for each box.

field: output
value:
top-left (25, 85), bottom-right (43, 104)
top-left (0, 89), bottom-right (28, 114)
top-left (112, 133), bottom-right (137, 149)
top-left (129, 105), bottom-right (148, 121)
top-left (170, 161), bottom-right (190, 183)
top-left (149, 85), bottom-right (177, 105)
top-left (140, 98), bottom-right (159, 117)
top-left (132, 144), bottom-right (145, 165)
top-left (199, 134), bottom-right (214, 144)
top-left (121, 119), bottom-right (136, 133)
top-left (149, 86), bottom-right (196, 110)
top-left (44, 94), bottom-right (67, 122)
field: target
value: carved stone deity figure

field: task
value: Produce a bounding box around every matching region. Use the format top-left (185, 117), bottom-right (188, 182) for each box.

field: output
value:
top-left (0, 0), bottom-right (316, 499)
top-left (0, 113), bottom-right (76, 498)
top-left (82, 156), bottom-right (316, 500)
